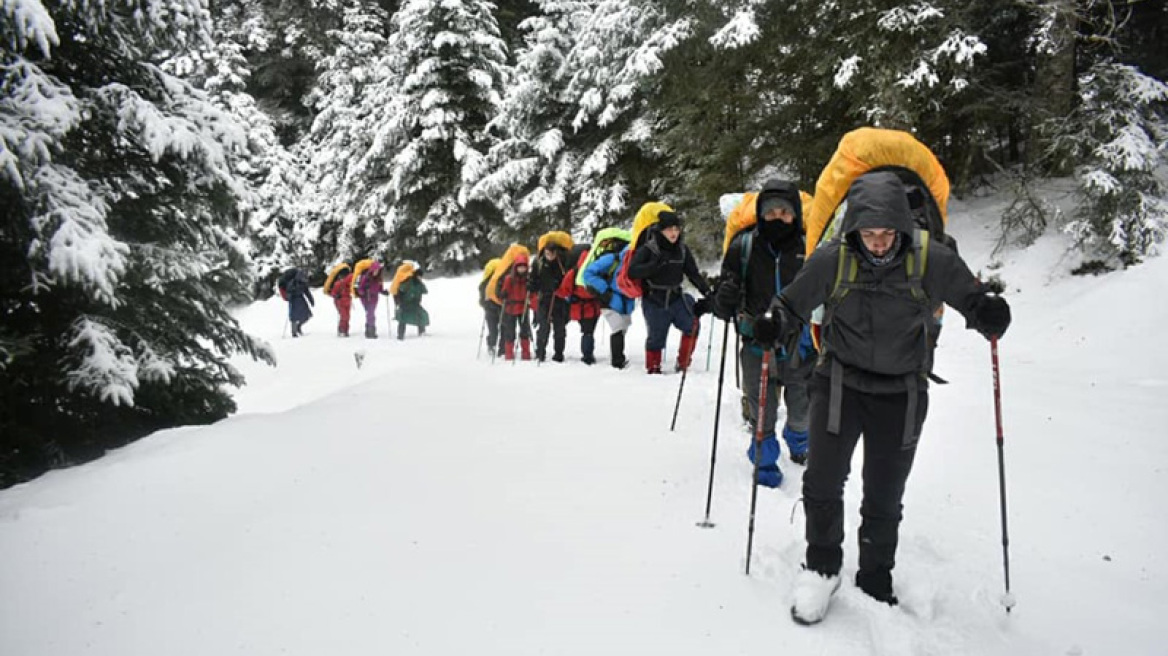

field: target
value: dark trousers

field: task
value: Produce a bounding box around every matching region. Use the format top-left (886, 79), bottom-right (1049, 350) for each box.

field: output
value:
top-left (641, 293), bottom-right (695, 351)
top-left (485, 304), bottom-right (501, 351)
top-left (535, 296), bottom-right (568, 357)
top-left (501, 312), bottom-right (532, 343)
top-left (802, 373), bottom-right (928, 576)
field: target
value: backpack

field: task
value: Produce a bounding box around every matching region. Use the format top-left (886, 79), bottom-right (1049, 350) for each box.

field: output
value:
top-left (614, 202), bottom-right (673, 298)
top-left (351, 259), bottom-right (375, 296)
top-left (323, 263), bottom-right (351, 297)
top-left (277, 268), bottom-right (307, 299)
top-left (574, 227), bottom-right (632, 288)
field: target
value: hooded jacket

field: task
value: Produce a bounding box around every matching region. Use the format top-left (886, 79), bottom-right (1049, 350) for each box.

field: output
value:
top-left (715, 179), bottom-right (806, 321)
top-left (627, 227), bottom-right (711, 306)
top-left (777, 171), bottom-right (987, 393)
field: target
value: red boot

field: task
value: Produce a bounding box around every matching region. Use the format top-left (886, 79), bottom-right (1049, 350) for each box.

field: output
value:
top-left (504, 341), bottom-right (516, 360)
top-left (646, 350), bottom-right (663, 374)
top-left (676, 331), bottom-right (699, 372)
top-left (521, 338), bottom-right (532, 361)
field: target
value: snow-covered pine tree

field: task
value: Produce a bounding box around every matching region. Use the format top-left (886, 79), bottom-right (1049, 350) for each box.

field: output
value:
top-left (337, 0), bottom-right (510, 270)
top-left (469, 0), bottom-right (692, 242)
top-left (0, 0), bottom-right (272, 487)
top-left (298, 0), bottom-right (393, 265)
top-left (1054, 63), bottom-right (1168, 264)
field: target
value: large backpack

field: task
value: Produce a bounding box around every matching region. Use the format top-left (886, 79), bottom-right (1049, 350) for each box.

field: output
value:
top-left (612, 202), bottom-right (672, 298)
top-left (486, 244), bottom-right (531, 305)
top-left (350, 259), bottom-right (375, 296)
top-left (323, 263), bottom-right (351, 297)
top-left (574, 228), bottom-right (632, 288)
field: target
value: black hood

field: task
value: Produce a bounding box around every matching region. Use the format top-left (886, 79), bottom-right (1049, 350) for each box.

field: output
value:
top-left (839, 171), bottom-right (915, 238)
top-left (754, 178), bottom-right (804, 247)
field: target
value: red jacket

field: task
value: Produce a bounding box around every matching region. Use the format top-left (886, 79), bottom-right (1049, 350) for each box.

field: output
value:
top-left (499, 272), bottom-right (530, 316)
top-left (555, 249), bottom-right (601, 321)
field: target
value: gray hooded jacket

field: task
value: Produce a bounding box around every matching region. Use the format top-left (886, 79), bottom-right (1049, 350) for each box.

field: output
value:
top-left (778, 171), bottom-right (988, 395)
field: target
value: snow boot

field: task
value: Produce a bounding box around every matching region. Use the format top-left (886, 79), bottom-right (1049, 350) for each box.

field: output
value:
top-left (552, 352), bottom-right (564, 363)
top-left (504, 340), bottom-right (516, 361)
top-left (791, 566), bottom-right (842, 626)
top-left (521, 339), bottom-right (532, 361)
top-left (610, 332), bottom-right (628, 369)
top-left (397, 322), bottom-right (406, 341)
top-left (646, 349), bottom-right (663, 374)
top-left (365, 325), bottom-right (377, 339)
top-left (581, 334), bottom-right (596, 364)
top-left (747, 434), bottom-right (783, 488)
top-left (855, 569), bottom-right (898, 606)
top-left (676, 331), bottom-right (699, 371)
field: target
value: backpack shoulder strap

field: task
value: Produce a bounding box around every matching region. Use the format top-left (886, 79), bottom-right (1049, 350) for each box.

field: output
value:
top-left (904, 228), bottom-right (930, 304)
top-left (738, 231), bottom-right (753, 282)
top-left (829, 241), bottom-right (859, 306)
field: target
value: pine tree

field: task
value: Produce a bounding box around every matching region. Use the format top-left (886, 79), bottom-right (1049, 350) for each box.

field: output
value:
top-left (0, 0), bottom-right (272, 487)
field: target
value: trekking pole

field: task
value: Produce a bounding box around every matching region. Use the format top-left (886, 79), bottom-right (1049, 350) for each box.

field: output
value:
top-left (744, 349), bottom-right (772, 575)
top-left (476, 316), bottom-right (486, 359)
top-left (697, 319), bottom-right (731, 528)
top-left (991, 336), bottom-right (1015, 612)
top-left (704, 312), bottom-right (714, 371)
top-left (670, 316), bottom-right (701, 431)
top-left (490, 306), bottom-right (505, 365)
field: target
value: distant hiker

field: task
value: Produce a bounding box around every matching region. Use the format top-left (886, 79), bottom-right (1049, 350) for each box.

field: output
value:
top-left (766, 171), bottom-right (1012, 625)
top-left (626, 210), bottom-right (712, 374)
top-left (555, 244), bottom-right (601, 364)
top-left (530, 232), bottom-right (573, 362)
top-left (391, 261), bottom-right (429, 340)
top-left (496, 253), bottom-right (534, 361)
top-left (713, 180), bottom-right (815, 489)
top-left (479, 258), bottom-right (503, 357)
top-left (277, 267), bottom-right (314, 337)
top-left (324, 262), bottom-right (353, 337)
top-left (581, 229), bottom-right (634, 369)
top-left (354, 260), bottom-right (388, 339)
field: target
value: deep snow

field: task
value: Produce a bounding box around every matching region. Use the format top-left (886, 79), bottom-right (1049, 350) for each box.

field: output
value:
top-left (2, 196), bottom-right (1167, 655)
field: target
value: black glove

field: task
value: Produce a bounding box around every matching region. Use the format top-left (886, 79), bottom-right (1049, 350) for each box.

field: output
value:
top-left (752, 311), bottom-right (784, 346)
top-left (598, 289), bottom-right (614, 306)
top-left (712, 279), bottom-right (740, 321)
top-left (976, 294), bottom-right (1011, 339)
top-left (692, 297), bottom-right (712, 318)
top-left (380, 289), bottom-right (390, 296)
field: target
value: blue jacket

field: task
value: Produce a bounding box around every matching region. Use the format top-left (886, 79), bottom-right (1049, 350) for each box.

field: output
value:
top-left (582, 249), bottom-right (635, 315)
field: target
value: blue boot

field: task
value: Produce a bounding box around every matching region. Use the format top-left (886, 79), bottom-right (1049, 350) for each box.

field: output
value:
top-left (783, 426), bottom-right (809, 466)
top-left (747, 434), bottom-right (784, 488)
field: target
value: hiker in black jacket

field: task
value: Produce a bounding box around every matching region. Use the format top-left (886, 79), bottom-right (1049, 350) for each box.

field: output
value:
top-left (713, 180), bottom-right (815, 488)
top-left (627, 212), bottom-right (712, 373)
top-left (762, 171), bottom-right (1011, 624)
top-left (529, 244), bottom-right (570, 362)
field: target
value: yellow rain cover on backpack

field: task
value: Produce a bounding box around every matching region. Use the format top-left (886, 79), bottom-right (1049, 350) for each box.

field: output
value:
top-left (722, 191), bottom-right (814, 255)
top-left (805, 127), bottom-right (950, 257)
top-left (480, 258), bottom-right (501, 283)
top-left (323, 262), bottom-right (351, 296)
top-left (390, 261), bottom-right (418, 296)
top-left (537, 231), bottom-right (574, 253)
top-left (574, 227), bottom-right (633, 287)
top-left (629, 202), bottom-right (672, 251)
top-left (350, 258), bottom-right (375, 296)
top-left (486, 244), bottom-right (531, 305)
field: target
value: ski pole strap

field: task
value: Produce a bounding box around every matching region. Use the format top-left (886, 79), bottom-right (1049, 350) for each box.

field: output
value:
top-left (828, 357), bottom-right (844, 435)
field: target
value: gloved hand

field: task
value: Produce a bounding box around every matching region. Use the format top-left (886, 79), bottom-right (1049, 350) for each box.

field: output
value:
top-left (713, 278), bottom-right (740, 320)
top-left (598, 289), bottom-right (614, 306)
top-left (752, 310), bottom-right (784, 346)
top-left (693, 297), bottom-right (712, 318)
top-left (976, 294), bottom-right (1011, 339)
top-left (380, 289), bottom-right (390, 296)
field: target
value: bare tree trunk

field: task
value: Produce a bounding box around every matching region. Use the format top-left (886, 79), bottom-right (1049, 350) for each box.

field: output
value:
top-left (1026, 0), bottom-right (1079, 174)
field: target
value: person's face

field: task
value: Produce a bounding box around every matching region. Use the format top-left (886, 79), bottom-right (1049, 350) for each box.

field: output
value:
top-left (859, 228), bottom-right (897, 257)
top-left (661, 225), bottom-right (681, 243)
top-left (516, 264), bottom-right (528, 276)
top-left (763, 205), bottom-right (795, 224)
top-left (544, 248), bottom-right (557, 260)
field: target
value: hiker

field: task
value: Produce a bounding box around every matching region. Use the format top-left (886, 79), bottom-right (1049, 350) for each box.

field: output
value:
top-left (529, 233), bottom-right (573, 362)
top-left (713, 181), bottom-right (815, 488)
top-left (581, 230), bottom-right (634, 369)
top-left (324, 262), bottom-right (353, 337)
top-left (392, 262), bottom-right (429, 340)
top-left (626, 210), bottom-right (712, 374)
top-left (496, 253), bottom-right (533, 360)
top-left (555, 244), bottom-right (602, 365)
top-left (277, 267), bottom-right (314, 337)
top-left (763, 171), bottom-right (1011, 624)
top-left (479, 258), bottom-right (503, 356)
top-left (355, 260), bottom-right (388, 339)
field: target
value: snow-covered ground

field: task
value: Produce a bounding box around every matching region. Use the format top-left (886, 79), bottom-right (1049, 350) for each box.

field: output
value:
top-left (2, 197), bottom-right (1167, 655)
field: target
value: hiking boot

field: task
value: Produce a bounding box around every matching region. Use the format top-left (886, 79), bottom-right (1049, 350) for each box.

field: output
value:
top-left (582, 354), bottom-right (596, 365)
top-left (855, 569), bottom-right (899, 606)
top-left (552, 353), bottom-right (564, 363)
top-left (791, 566), bottom-right (841, 626)
top-left (789, 452), bottom-right (807, 466)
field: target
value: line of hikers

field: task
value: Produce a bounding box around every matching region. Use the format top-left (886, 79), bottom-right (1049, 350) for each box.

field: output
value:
top-left (279, 259), bottom-right (430, 341)
top-left (477, 127), bottom-right (1014, 626)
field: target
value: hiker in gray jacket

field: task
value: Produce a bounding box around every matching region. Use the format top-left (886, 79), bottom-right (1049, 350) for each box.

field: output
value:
top-left (757, 171), bottom-right (1011, 624)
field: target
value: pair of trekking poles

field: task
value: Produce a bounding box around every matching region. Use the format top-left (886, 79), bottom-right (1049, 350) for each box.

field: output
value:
top-left (681, 317), bottom-right (1014, 612)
